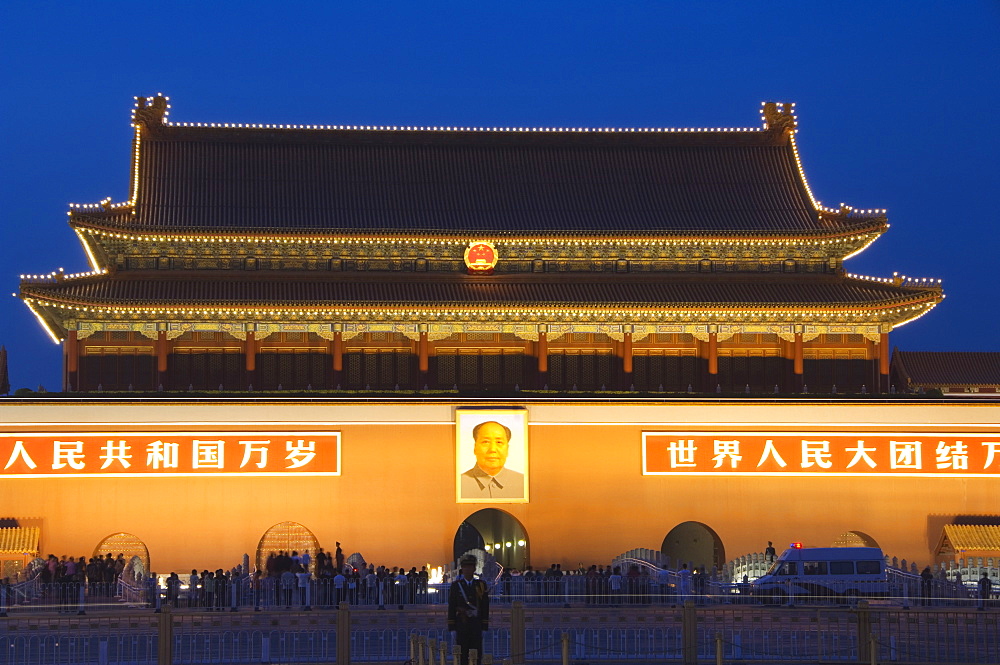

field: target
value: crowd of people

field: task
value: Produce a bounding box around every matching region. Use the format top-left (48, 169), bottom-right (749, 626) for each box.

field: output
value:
top-left (6, 546), bottom-right (994, 613)
top-left (24, 553), bottom-right (129, 587)
top-left (157, 545), bottom-right (435, 610)
top-left (260, 547), bottom-right (433, 608)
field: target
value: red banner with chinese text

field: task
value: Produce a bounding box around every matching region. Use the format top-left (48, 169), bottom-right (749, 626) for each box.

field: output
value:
top-left (0, 432), bottom-right (340, 477)
top-left (642, 432), bottom-right (1000, 476)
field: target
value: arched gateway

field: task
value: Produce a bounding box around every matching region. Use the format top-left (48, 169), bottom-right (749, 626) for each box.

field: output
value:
top-left (661, 521), bottom-right (725, 572)
top-left (93, 532), bottom-right (150, 577)
top-left (454, 509), bottom-right (529, 570)
top-left (256, 521), bottom-right (320, 572)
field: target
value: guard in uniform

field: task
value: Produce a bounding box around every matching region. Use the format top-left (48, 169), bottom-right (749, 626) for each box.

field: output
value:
top-left (448, 555), bottom-right (490, 665)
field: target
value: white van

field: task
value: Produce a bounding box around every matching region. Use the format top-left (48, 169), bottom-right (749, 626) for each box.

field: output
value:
top-left (752, 545), bottom-right (887, 601)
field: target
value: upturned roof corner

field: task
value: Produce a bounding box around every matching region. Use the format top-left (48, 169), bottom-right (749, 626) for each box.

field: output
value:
top-left (762, 102), bottom-right (797, 135)
top-left (131, 95), bottom-right (168, 131)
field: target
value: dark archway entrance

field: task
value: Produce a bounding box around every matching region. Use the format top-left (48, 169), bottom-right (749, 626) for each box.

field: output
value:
top-left (454, 509), bottom-right (528, 570)
top-left (660, 521), bottom-right (725, 572)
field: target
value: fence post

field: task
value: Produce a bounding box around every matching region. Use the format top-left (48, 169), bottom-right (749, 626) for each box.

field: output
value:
top-left (336, 601), bottom-right (351, 665)
top-left (0, 584), bottom-right (6, 617)
top-left (715, 631), bottom-right (723, 665)
top-left (157, 605), bottom-right (173, 665)
top-left (78, 582), bottom-right (86, 615)
top-left (439, 636), bottom-right (448, 665)
top-left (560, 633), bottom-right (569, 665)
top-left (510, 601), bottom-right (525, 665)
top-left (417, 634), bottom-right (426, 665)
top-left (855, 600), bottom-right (871, 664)
top-left (682, 600), bottom-right (698, 665)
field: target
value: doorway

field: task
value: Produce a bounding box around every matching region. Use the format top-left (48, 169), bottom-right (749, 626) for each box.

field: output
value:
top-left (256, 521), bottom-right (320, 572)
top-left (454, 509), bottom-right (528, 570)
top-left (660, 521), bottom-right (725, 572)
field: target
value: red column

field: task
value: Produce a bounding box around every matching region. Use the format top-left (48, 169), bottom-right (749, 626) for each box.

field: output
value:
top-left (157, 331), bottom-right (168, 373)
top-left (879, 332), bottom-right (890, 392)
top-left (708, 332), bottom-right (718, 375)
top-left (419, 331), bottom-right (429, 373)
top-left (537, 332), bottom-right (548, 372)
top-left (245, 331), bottom-right (256, 372)
top-left (332, 331), bottom-right (343, 372)
top-left (622, 331), bottom-right (633, 374)
top-left (793, 333), bottom-right (804, 376)
top-left (66, 330), bottom-right (79, 391)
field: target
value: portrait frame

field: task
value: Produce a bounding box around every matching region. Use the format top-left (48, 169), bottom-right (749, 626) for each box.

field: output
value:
top-left (456, 407), bottom-right (529, 503)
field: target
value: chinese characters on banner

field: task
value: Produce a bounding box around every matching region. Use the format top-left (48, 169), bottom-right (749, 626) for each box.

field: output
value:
top-left (642, 432), bottom-right (1000, 476)
top-left (0, 432), bottom-right (341, 477)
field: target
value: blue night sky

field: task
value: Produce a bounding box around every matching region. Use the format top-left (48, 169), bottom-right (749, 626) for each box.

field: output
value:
top-left (1, 2), bottom-right (997, 392)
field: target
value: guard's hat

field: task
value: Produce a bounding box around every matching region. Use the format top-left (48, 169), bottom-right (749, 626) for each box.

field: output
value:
top-left (460, 555), bottom-right (478, 567)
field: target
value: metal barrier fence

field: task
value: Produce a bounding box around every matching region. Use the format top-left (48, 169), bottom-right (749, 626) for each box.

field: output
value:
top-left (1, 601), bottom-right (998, 664)
top-left (4, 574), bottom-right (995, 616)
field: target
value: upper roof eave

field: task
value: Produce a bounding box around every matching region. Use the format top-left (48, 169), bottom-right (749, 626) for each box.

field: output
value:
top-left (66, 97), bottom-right (889, 249)
top-left (67, 214), bottom-right (887, 242)
top-left (19, 270), bottom-right (945, 309)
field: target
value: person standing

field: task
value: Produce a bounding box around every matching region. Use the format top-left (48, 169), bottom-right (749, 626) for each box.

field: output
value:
top-left (920, 566), bottom-right (934, 606)
top-left (448, 555), bottom-right (490, 665)
top-left (335, 542), bottom-right (345, 574)
top-left (677, 564), bottom-right (693, 603)
top-left (978, 573), bottom-right (992, 611)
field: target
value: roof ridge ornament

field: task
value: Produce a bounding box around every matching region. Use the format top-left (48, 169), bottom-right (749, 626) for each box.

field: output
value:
top-left (132, 95), bottom-right (168, 130)
top-left (761, 102), bottom-right (797, 135)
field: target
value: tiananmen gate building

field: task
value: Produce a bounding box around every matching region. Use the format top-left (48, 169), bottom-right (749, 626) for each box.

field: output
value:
top-left (7, 97), bottom-right (996, 578)
top-left (18, 97), bottom-right (943, 395)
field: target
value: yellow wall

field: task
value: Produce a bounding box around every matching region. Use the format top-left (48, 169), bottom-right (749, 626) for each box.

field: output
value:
top-left (1, 399), bottom-right (997, 574)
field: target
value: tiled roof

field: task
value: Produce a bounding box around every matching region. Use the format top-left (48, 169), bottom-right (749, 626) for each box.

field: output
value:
top-left (0, 527), bottom-right (40, 555)
top-left (102, 123), bottom-right (872, 234)
top-left (892, 351), bottom-right (1000, 386)
top-left (938, 525), bottom-right (1000, 553)
top-left (23, 272), bottom-right (936, 309)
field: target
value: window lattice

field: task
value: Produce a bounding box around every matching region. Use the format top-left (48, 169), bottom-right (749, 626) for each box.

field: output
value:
top-left (482, 354), bottom-right (502, 386)
top-left (548, 354), bottom-right (564, 388)
top-left (459, 354), bottom-right (478, 385)
top-left (344, 353), bottom-right (363, 388)
top-left (503, 353), bottom-right (523, 386)
top-left (437, 354), bottom-right (457, 386)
